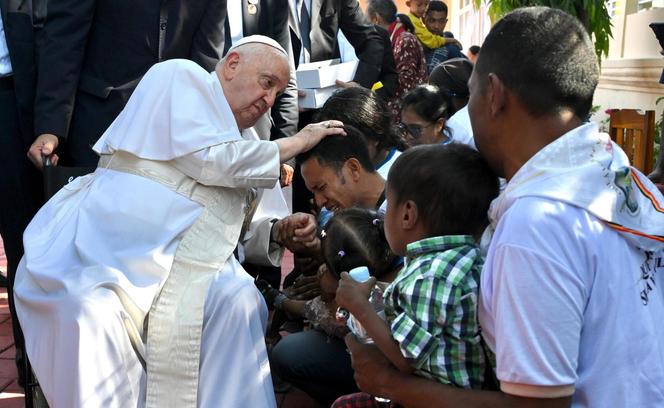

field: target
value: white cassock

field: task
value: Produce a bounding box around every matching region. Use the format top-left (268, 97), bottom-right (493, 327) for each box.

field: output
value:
top-left (14, 59), bottom-right (289, 408)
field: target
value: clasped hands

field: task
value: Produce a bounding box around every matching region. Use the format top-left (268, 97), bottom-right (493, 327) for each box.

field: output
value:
top-left (271, 212), bottom-right (320, 255)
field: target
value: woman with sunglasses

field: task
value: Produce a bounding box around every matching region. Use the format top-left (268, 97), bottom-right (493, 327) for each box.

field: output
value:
top-left (399, 84), bottom-right (451, 147)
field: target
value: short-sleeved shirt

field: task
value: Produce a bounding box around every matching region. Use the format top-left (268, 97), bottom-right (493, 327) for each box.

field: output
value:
top-left (479, 197), bottom-right (664, 406)
top-left (384, 235), bottom-right (485, 388)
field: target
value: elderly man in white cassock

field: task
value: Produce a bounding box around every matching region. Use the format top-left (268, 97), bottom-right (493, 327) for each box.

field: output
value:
top-left (14, 35), bottom-right (344, 408)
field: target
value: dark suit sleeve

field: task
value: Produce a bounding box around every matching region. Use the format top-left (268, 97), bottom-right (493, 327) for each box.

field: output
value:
top-left (374, 26), bottom-right (398, 101)
top-left (269, 0), bottom-right (298, 140)
top-left (33, 0), bottom-right (96, 140)
top-left (190, 0), bottom-right (227, 72)
top-left (337, 0), bottom-right (383, 88)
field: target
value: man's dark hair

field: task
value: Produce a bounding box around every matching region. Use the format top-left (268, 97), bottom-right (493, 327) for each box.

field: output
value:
top-left (367, 0), bottom-right (397, 24)
top-left (316, 87), bottom-right (405, 151)
top-left (429, 58), bottom-right (473, 115)
top-left (426, 0), bottom-right (448, 15)
top-left (387, 143), bottom-right (499, 238)
top-left (296, 124), bottom-right (375, 172)
top-left (474, 7), bottom-right (599, 120)
top-left (468, 45), bottom-right (481, 55)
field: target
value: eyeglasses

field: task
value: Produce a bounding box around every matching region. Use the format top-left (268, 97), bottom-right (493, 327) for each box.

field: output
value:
top-left (397, 122), bottom-right (435, 139)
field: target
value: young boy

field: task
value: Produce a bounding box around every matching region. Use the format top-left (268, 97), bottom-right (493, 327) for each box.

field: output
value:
top-left (335, 144), bottom-right (499, 400)
top-left (406, 0), bottom-right (464, 72)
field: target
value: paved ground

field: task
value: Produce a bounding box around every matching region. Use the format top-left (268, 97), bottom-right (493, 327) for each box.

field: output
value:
top-left (0, 239), bottom-right (321, 407)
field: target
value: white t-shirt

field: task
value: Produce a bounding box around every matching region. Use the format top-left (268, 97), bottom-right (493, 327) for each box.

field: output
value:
top-left (446, 106), bottom-right (475, 149)
top-left (479, 197), bottom-right (664, 407)
top-left (376, 148), bottom-right (401, 180)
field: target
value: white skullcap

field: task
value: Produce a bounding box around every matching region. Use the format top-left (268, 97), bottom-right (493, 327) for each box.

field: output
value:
top-left (226, 35), bottom-right (287, 56)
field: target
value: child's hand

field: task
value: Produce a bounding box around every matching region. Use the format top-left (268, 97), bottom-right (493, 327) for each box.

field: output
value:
top-left (335, 272), bottom-right (376, 316)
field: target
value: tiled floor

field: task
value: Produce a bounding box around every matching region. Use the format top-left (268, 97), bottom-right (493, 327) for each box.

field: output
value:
top-left (0, 241), bottom-right (322, 407)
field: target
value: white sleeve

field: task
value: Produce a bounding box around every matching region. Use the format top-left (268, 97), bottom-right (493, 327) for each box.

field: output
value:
top-left (241, 186), bottom-right (290, 267)
top-left (172, 140), bottom-right (280, 188)
top-left (490, 243), bottom-right (586, 398)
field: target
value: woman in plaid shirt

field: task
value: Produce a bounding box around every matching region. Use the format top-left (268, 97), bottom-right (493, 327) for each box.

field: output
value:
top-left (334, 143), bottom-right (499, 406)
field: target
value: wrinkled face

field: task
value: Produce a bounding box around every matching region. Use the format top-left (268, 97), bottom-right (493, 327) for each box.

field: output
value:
top-left (400, 107), bottom-right (446, 146)
top-left (383, 185), bottom-right (406, 256)
top-left (424, 10), bottom-right (447, 36)
top-left (221, 49), bottom-right (289, 129)
top-left (407, 0), bottom-right (429, 18)
top-left (467, 69), bottom-right (501, 175)
top-left (301, 158), bottom-right (356, 212)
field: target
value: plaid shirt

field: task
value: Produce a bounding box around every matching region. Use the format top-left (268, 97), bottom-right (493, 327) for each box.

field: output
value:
top-left (384, 235), bottom-right (485, 388)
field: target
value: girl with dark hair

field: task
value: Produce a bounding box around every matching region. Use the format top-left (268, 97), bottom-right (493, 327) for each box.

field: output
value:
top-left (267, 208), bottom-right (400, 405)
top-left (399, 84), bottom-right (451, 147)
top-left (317, 87), bottom-right (406, 179)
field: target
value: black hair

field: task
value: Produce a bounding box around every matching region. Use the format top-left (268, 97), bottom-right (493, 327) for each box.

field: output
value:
top-left (321, 208), bottom-right (398, 280)
top-left (468, 45), bottom-right (481, 55)
top-left (396, 13), bottom-right (416, 33)
top-left (367, 0), bottom-right (397, 24)
top-left (428, 58), bottom-right (473, 115)
top-left (426, 0), bottom-right (448, 15)
top-left (387, 143), bottom-right (499, 238)
top-left (316, 87), bottom-right (405, 152)
top-left (401, 84), bottom-right (449, 121)
top-left (474, 7), bottom-right (599, 120)
top-left (296, 124), bottom-right (375, 172)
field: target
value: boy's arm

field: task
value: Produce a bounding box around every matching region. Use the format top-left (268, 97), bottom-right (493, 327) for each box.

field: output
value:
top-left (350, 296), bottom-right (414, 373)
top-left (408, 13), bottom-right (447, 49)
top-left (336, 273), bottom-right (413, 372)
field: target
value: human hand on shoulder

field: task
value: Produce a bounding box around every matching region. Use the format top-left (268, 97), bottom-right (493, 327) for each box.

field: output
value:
top-left (335, 272), bottom-right (376, 317)
top-left (28, 133), bottom-right (60, 169)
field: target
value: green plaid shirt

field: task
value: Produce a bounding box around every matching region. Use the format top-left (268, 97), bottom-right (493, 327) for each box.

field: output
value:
top-left (384, 235), bottom-right (485, 388)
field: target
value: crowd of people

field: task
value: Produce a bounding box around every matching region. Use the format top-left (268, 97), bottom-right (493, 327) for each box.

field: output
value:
top-left (1, 1), bottom-right (663, 407)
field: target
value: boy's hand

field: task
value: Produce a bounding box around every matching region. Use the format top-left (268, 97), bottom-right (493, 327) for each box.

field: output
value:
top-left (335, 272), bottom-right (376, 315)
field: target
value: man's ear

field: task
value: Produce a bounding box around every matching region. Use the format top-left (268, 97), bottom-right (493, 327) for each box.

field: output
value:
top-left (344, 158), bottom-right (363, 183)
top-left (221, 52), bottom-right (241, 81)
top-left (486, 73), bottom-right (506, 118)
top-left (402, 200), bottom-right (419, 230)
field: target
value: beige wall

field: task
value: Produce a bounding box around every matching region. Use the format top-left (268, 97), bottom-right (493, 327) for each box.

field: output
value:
top-left (594, 5), bottom-right (664, 127)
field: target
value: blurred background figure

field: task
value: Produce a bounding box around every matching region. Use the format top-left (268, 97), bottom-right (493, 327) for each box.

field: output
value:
top-left (467, 44), bottom-right (480, 64)
top-left (28, 0), bottom-right (227, 168)
top-left (366, 0), bottom-right (427, 122)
